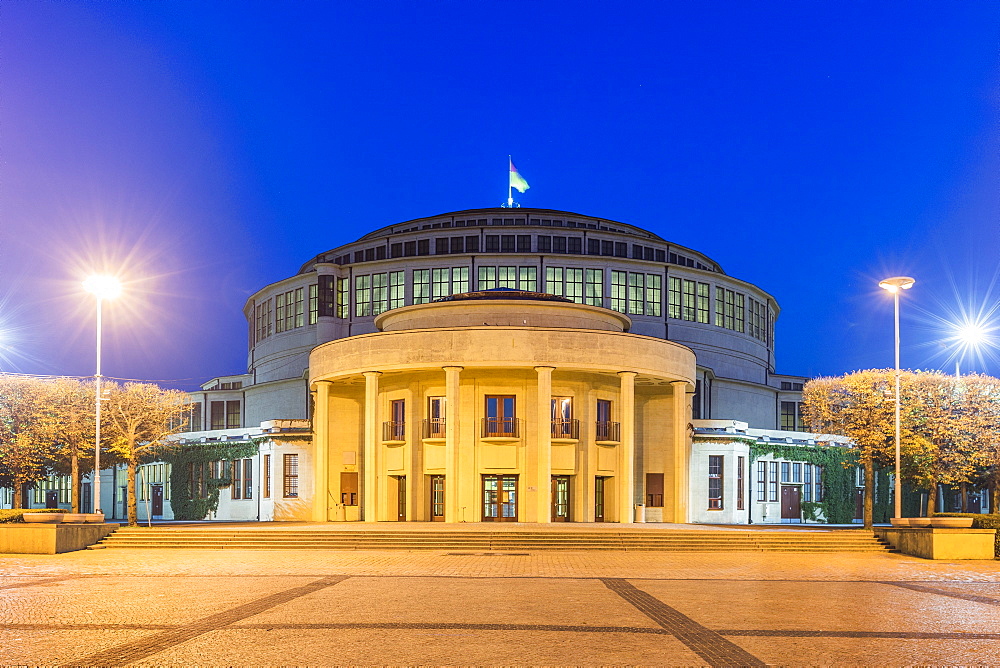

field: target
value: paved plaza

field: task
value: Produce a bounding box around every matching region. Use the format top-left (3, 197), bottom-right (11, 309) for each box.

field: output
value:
top-left (1, 542), bottom-right (999, 666)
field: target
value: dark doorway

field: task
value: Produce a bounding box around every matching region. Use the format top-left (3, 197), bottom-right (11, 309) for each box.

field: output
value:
top-left (44, 490), bottom-right (58, 509)
top-left (482, 475), bottom-right (518, 522)
top-left (854, 488), bottom-right (864, 521)
top-left (393, 475), bottom-right (407, 521)
top-left (151, 485), bottom-right (164, 516)
top-left (551, 476), bottom-right (570, 522)
top-left (781, 485), bottom-right (801, 522)
top-left (429, 475), bottom-right (445, 522)
top-left (80, 483), bottom-right (92, 514)
top-left (594, 477), bottom-right (607, 522)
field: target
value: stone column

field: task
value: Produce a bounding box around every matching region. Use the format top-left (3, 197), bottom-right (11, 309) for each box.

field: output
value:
top-left (618, 371), bottom-right (637, 523)
top-left (535, 366), bottom-right (555, 523)
top-left (313, 381), bottom-right (332, 522)
top-left (362, 371), bottom-right (381, 522)
top-left (443, 366), bottom-right (462, 522)
top-left (671, 380), bottom-right (690, 523)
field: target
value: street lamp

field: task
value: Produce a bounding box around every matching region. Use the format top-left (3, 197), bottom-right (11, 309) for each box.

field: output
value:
top-left (953, 322), bottom-right (986, 375)
top-left (879, 276), bottom-right (915, 520)
top-left (83, 275), bottom-right (121, 517)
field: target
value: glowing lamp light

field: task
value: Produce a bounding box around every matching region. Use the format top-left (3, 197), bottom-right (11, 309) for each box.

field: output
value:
top-left (955, 323), bottom-right (986, 347)
top-left (878, 276), bottom-right (916, 294)
top-left (83, 275), bottom-right (122, 300)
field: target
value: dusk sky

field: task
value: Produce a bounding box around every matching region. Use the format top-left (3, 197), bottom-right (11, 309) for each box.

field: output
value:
top-left (3, 1), bottom-right (1000, 389)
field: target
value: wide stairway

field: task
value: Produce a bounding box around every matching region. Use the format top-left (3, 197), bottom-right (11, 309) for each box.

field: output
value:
top-left (94, 527), bottom-right (893, 552)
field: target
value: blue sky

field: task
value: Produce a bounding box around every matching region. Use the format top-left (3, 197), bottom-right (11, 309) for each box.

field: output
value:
top-left (2, 1), bottom-right (999, 388)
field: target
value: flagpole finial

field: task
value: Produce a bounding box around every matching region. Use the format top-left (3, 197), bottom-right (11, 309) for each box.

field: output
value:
top-left (503, 157), bottom-right (529, 208)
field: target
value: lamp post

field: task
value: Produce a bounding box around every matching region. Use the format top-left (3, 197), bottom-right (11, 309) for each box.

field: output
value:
top-left (83, 275), bottom-right (122, 517)
top-left (953, 322), bottom-right (986, 375)
top-left (878, 276), bottom-right (915, 520)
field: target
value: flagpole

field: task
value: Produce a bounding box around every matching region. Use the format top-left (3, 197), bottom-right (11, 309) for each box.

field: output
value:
top-left (507, 155), bottom-right (514, 207)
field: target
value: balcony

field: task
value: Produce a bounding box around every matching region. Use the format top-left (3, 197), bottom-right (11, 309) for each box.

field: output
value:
top-left (596, 420), bottom-right (621, 442)
top-left (482, 417), bottom-right (520, 438)
top-left (422, 418), bottom-right (447, 439)
top-left (551, 418), bottom-right (579, 440)
top-left (382, 421), bottom-right (405, 442)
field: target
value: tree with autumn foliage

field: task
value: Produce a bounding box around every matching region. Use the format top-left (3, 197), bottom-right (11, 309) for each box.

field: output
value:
top-left (0, 374), bottom-right (59, 508)
top-left (48, 377), bottom-right (97, 513)
top-left (802, 369), bottom-right (908, 528)
top-left (102, 381), bottom-right (190, 526)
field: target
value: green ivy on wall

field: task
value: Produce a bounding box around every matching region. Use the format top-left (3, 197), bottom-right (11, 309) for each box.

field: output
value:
top-left (163, 441), bottom-right (258, 520)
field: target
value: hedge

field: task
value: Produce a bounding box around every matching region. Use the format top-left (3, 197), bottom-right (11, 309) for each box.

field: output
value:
top-left (935, 513), bottom-right (1000, 559)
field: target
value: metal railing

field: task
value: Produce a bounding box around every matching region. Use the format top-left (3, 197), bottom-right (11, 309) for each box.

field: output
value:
top-left (596, 420), bottom-right (621, 442)
top-left (422, 418), bottom-right (447, 438)
top-left (482, 417), bottom-right (520, 438)
top-left (551, 418), bottom-right (580, 439)
top-left (382, 421), bottom-right (405, 441)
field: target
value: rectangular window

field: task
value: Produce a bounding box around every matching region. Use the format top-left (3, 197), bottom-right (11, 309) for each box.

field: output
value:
top-left (708, 455), bottom-right (723, 509)
top-left (757, 460), bottom-right (767, 501)
top-left (646, 472), bottom-right (664, 507)
top-left (485, 235), bottom-right (500, 252)
top-left (226, 401), bottom-right (240, 429)
top-left (551, 396), bottom-right (573, 437)
top-left (263, 454), bottom-right (271, 498)
top-left (388, 398), bottom-right (405, 440)
top-left (478, 266), bottom-right (496, 290)
top-left (284, 290), bottom-right (295, 331)
top-left (792, 462), bottom-right (802, 484)
top-left (465, 235), bottom-right (479, 253)
top-left (413, 269), bottom-right (430, 304)
top-left (232, 459), bottom-right (242, 500)
top-left (519, 266), bottom-right (537, 292)
top-left (769, 462), bottom-right (779, 501)
top-left (283, 454), bottom-right (299, 498)
top-left (781, 461), bottom-right (790, 483)
top-left (189, 403), bottom-right (202, 432)
top-left (565, 268), bottom-right (583, 303)
top-left (308, 284), bottom-right (319, 324)
top-left (545, 266), bottom-right (564, 296)
top-left (646, 274), bottom-right (662, 316)
top-left (814, 465), bottom-right (823, 501)
top-left (498, 266), bottom-right (517, 289)
top-left (372, 273), bottom-right (388, 315)
top-left (451, 267), bottom-right (469, 295)
top-left (725, 289), bottom-right (735, 330)
top-left (682, 279), bottom-right (696, 321)
top-left (715, 287), bottom-right (724, 327)
top-left (336, 277), bottom-right (349, 319)
top-left (388, 271), bottom-right (405, 309)
top-left (735, 293), bottom-right (745, 333)
top-left (318, 276), bottom-right (335, 318)
top-left (210, 401), bottom-right (225, 430)
top-left (354, 275), bottom-right (372, 317)
top-left (432, 268), bottom-right (450, 300)
top-left (696, 282), bottom-right (709, 323)
top-left (628, 272), bottom-right (644, 315)
top-left (610, 270), bottom-right (627, 313)
top-left (243, 459), bottom-right (253, 500)
top-left (484, 395), bottom-right (516, 436)
top-left (275, 293), bottom-right (286, 333)
top-left (668, 277), bottom-right (681, 319)
top-left (803, 464), bottom-right (812, 503)
top-left (294, 287), bottom-right (304, 327)
top-left (341, 472), bottom-right (358, 506)
top-left (737, 456), bottom-right (745, 510)
top-left (585, 269), bottom-right (603, 306)
top-left (780, 401), bottom-right (797, 431)
top-left (427, 396), bottom-right (446, 438)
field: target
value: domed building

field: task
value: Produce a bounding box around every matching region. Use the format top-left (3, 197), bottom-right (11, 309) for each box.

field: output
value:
top-left (134, 208), bottom-right (821, 525)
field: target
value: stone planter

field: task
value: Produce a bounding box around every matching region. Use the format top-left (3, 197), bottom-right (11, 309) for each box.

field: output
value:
top-left (84, 513), bottom-right (105, 523)
top-left (908, 517), bottom-right (932, 527)
top-left (890, 518), bottom-right (911, 527)
top-left (930, 517), bottom-right (975, 528)
top-left (22, 513), bottom-right (64, 523)
top-left (61, 514), bottom-right (89, 523)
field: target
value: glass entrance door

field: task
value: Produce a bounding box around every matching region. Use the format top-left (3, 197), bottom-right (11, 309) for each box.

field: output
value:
top-left (430, 475), bottom-right (445, 522)
top-left (594, 477), bottom-right (606, 522)
top-left (482, 475), bottom-right (518, 522)
top-left (551, 476), bottom-right (570, 522)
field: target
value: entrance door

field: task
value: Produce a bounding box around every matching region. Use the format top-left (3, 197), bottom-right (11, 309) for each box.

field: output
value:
top-left (854, 489), bottom-right (864, 521)
top-left (395, 476), bottom-right (407, 521)
top-left (429, 475), bottom-right (445, 522)
top-left (551, 476), bottom-right (570, 522)
top-left (151, 485), bottom-right (164, 516)
top-left (44, 490), bottom-right (59, 509)
top-left (483, 475), bottom-right (518, 522)
top-left (781, 486), bottom-right (801, 521)
top-left (594, 477), bottom-right (606, 522)
top-left (80, 483), bottom-right (92, 514)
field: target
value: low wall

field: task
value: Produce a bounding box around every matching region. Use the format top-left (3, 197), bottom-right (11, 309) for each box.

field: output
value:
top-left (0, 523), bottom-right (120, 554)
top-left (875, 527), bottom-right (996, 560)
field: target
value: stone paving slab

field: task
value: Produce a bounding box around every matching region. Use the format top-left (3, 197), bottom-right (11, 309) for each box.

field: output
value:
top-left (736, 635), bottom-right (1000, 666)
top-left (0, 629), bottom-right (154, 666)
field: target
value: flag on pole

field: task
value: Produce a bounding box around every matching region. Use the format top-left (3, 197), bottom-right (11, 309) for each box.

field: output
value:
top-left (509, 158), bottom-right (530, 193)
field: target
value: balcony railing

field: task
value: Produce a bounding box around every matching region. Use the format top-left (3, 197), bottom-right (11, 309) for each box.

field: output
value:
top-left (422, 418), bottom-right (447, 439)
top-left (382, 421), bottom-right (405, 441)
top-left (482, 417), bottom-right (520, 438)
top-left (596, 420), bottom-right (621, 442)
top-left (551, 418), bottom-right (580, 439)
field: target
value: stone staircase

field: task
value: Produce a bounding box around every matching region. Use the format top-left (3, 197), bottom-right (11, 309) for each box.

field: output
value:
top-left (93, 527), bottom-right (893, 552)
